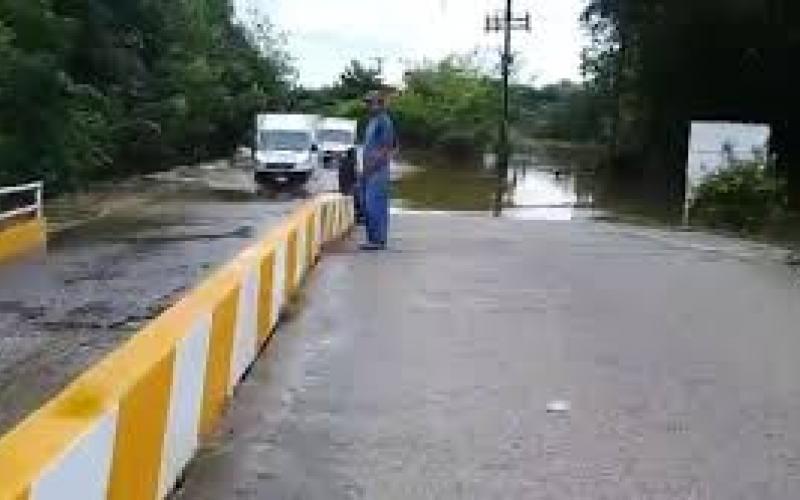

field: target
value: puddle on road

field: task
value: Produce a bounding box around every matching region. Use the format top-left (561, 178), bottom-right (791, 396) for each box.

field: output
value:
top-left (112, 225), bottom-right (255, 245)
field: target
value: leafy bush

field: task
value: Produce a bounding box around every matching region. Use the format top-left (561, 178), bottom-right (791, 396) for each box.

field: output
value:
top-left (691, 161), bottom-right (784, 232)
top-left (391, 56), bottom-right (498, 157)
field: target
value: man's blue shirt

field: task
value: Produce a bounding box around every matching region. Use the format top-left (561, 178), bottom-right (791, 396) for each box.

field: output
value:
top-left (363, 112), bottom-right (395, 173)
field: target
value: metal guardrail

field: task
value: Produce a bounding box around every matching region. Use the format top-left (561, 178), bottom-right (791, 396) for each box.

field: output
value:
top-left (0, 181), bottom-right (43, 222)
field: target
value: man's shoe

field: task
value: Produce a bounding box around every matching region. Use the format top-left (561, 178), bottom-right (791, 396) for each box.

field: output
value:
top-left (359, 242), bottom-right (385, 251)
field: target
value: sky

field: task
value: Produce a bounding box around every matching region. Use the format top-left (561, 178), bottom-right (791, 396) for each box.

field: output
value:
top-left (235, 0), bottom-right (586, 88)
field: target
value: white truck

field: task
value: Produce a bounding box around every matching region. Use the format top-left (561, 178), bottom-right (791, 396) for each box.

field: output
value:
top-left (254, 114), bottom-right (321, 187)
top-left (318, 117), bottom-right (358, 170)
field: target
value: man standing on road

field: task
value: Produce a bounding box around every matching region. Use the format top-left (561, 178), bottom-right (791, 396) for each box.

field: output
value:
top-left (360, 90), bottom-right (396, 250)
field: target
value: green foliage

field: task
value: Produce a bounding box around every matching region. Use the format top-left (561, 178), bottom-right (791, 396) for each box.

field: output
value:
top-left (582, 0), bottom-right (800, 207)
top-left (392, 56), bottom-right (497, 156)
top-left (692, 162), bottom-right (785, 232)
top-left (290, 59), bottom-right (381, 116)
top-left (0, 0), bottom-right (292, 191)
top-left (512, 80), bottom-right (606, 143)
top-left (336, 60), bottom-right (382, 101)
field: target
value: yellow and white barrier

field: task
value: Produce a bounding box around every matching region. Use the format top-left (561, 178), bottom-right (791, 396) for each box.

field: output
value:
top-left (0, 193), bottom-right (354, 500)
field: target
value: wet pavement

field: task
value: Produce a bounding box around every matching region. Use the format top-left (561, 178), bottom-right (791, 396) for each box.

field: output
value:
top-left (177, 211), bottom-right (800, 499)
top-left (0, 162), bottom-right (338, 433)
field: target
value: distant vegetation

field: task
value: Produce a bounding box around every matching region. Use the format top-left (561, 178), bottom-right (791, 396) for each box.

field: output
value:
top-left (299, 56), bottom-right (606, 159)
top-left (511, 80), bottom-right (606, 146)
top-left (0, 0), bottom-right (292, 191)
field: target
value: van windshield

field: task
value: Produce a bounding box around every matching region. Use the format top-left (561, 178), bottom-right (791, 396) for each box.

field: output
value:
top-left (259, 131), bottom-right (311, 151)
top-left (319, 129), bottom-right (354, 145)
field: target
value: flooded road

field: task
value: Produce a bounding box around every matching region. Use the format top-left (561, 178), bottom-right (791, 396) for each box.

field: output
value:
top-left (394, 145), bottom-right (797, 260)
top-left (178, 153), bottom-right (800, 498)
top-left (394, 145), bottom-right (664, 222)
top-left (0, 163), bottom-right (337, 433)
top-left (504, 167), bottom-right (592, 221)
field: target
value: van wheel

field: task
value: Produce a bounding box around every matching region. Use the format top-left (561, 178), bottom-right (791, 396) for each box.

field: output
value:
top-left (289, 172), bottom-right (312, 186)
top-left (254, 172), bottom-right (283, 193)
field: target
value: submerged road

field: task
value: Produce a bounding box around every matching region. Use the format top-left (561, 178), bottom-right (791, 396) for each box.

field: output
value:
top-left (179, 212), bottom-right (800, 499)
top-left (0, 163), bottom-right (337, 433)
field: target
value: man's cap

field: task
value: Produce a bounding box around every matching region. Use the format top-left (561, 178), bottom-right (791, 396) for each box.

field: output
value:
top-left (363, 90), bottom-right (385, 104)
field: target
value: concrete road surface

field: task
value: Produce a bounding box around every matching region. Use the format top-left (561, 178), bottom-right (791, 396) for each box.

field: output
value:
top-left (0, 164), bottom-right (337, 433)
top-left (178, 213), bottom-right (800, 499)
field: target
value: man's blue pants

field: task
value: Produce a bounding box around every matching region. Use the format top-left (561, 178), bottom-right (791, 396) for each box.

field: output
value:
top-left (364, 168), bottom-right (389, 245)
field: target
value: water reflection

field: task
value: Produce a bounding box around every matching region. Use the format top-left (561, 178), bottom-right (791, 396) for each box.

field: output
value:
top-left (392, 153), bottom-right (497, 212)
top-left (504, 147), bottom-right (599, 219)
top-left (505, 169), bottom-right (583, 221)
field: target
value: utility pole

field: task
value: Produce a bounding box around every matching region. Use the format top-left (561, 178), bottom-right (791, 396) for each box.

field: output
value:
top-left (485, 1), bottom-right (531, 216)
top-left (371, 57), bottom-right (385, 77)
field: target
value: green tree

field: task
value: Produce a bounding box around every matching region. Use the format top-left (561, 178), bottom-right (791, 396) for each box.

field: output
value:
top-left (335, 60), bottom-right (383, 100)
top-left (582, 0), bottom-right (800, 207)
top-left (512, 80), bottom-right (605, 143)
top-left (0, 0), bottom-right (293, 190)
top-left (289, 59), bottom-right (383, 114)
top-left (393, 55), bottom-right (497, 156)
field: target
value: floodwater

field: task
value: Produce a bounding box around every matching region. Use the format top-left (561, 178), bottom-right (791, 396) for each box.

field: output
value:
top-left (392, 144), bottom-right (800, 264)
top-left (393, 144), bottom-right (682, 224)
top-left (394, 144), bottom-right (752, 229)
top-left (502, 149), bottom-right (596, 221)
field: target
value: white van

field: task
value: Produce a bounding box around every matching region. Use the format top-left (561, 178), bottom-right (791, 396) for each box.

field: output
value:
top-left (319, 117), bottom-right (357, 169)
top-left (254, 114), bottom-right (321, 187)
